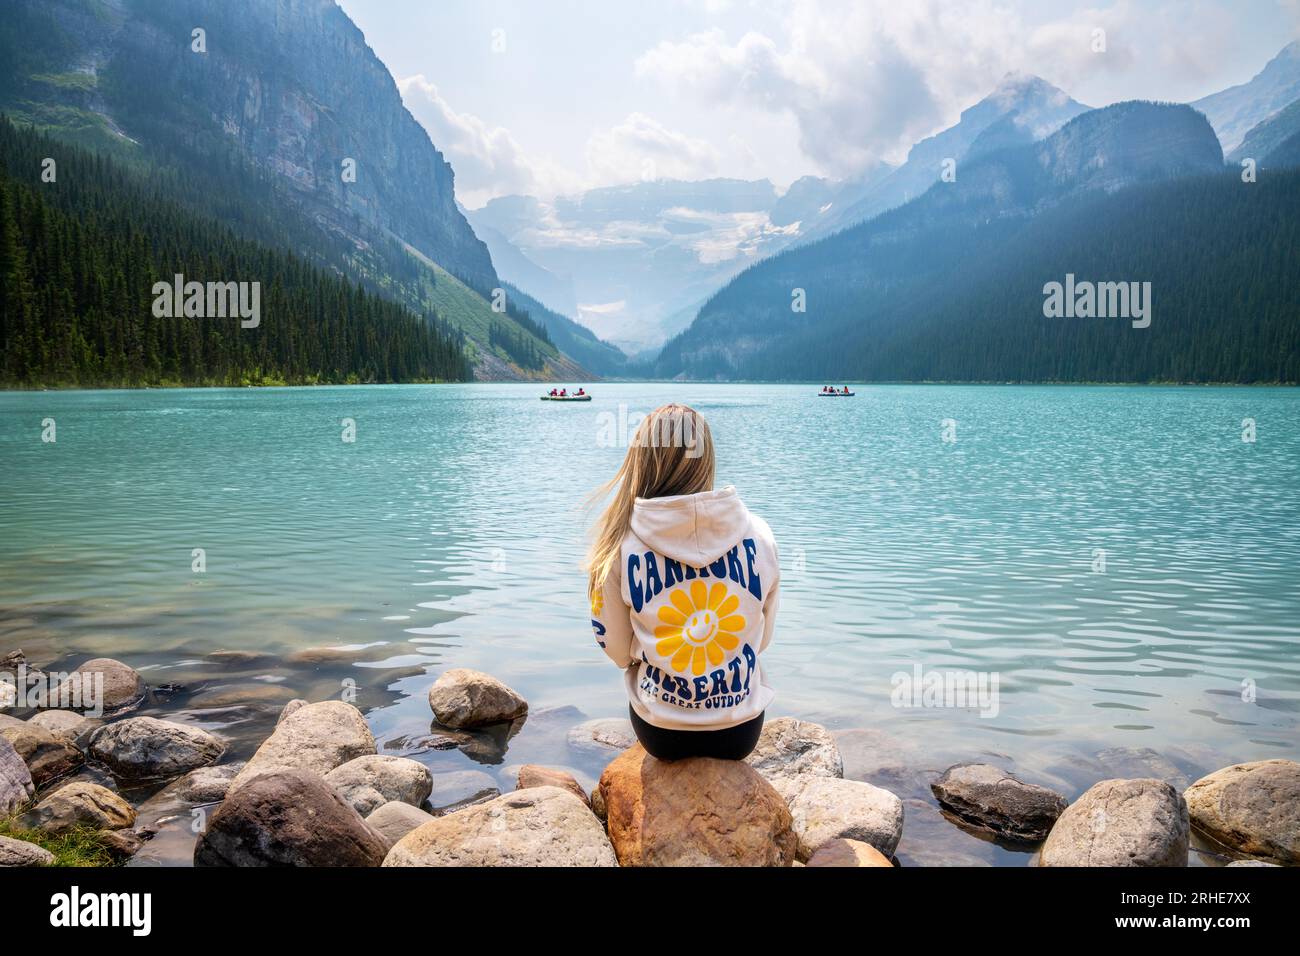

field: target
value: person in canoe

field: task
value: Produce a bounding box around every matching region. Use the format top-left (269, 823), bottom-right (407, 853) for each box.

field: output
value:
top-left (550, 388), bottom-right (558, 397)
top-left (560, 388), bottom-right (567, 397)
top-left (576, 388), bottom-right (586, 396)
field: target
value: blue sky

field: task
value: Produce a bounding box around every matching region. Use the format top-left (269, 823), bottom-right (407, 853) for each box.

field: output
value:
top-left (339, 0), bottom-right (1300, 206)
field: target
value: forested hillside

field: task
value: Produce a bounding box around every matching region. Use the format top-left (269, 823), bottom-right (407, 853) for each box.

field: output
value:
top-left (0, 117), bottom-right (470, 387)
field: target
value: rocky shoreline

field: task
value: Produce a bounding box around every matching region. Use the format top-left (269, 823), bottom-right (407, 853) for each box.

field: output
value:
top-left (2, 653), bottom-right (1296, 867)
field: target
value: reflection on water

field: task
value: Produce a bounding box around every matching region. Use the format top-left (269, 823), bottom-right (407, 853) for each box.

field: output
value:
top-left (2, 383), bottom-right (1297, 866)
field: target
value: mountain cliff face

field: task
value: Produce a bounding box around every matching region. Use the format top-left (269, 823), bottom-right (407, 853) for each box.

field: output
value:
top-left (1192, 41), bottom-right (1300, 154)
top-left (1228, 97), bottom-right (1300, 168)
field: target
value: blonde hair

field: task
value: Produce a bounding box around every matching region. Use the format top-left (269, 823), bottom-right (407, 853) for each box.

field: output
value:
top-left (586, 403), bottom-right (715, 600)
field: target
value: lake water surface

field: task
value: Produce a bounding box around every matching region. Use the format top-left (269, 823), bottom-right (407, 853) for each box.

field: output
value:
top-left (2, 383), bottom-right (1297, 865)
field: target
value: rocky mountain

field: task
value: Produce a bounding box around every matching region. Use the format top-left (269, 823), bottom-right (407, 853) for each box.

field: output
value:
top-left (0, 0), bottom-right (584, 381)
top-left (1228, 97), bottom-right (1300, 168)
top-left (654, 102), bottom-right (1241, 381)
top-left (1192, 41), bottom-right (1300, 154)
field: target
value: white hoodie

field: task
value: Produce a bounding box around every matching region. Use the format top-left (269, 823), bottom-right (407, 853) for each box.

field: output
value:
top-left (590, 486), bottom-right (779, 731)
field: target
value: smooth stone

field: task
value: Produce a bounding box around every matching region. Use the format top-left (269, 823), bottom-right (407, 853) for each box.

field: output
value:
top-left (565, 717), bottom-right (635, 754)
top-left (1225, 859), bottom-right (1280, 867)
top-left (1184, 759), bottom-right (1300, 865)
top-left (98, 829), bottom-right (144, 861)
top-left (366, 800), bottom-right (436, 848)
top-left (0, 723), bottom-right (84, 786)
top-left (230, 700), bottom-right (375, 791)
top-left (21, 781), bottom-right (136, 834)
top-left (205, 650), bottom-right (271, 665)
top-left (277, 698), bottom-right (308, 724)
top-left (1040, 778), bottom-right (1189, 867)
top-left (514, 764), bottom-right (590, 807)
top-left (324, 755), bottom-right (433, 817)
top-left (1, 734), bottom-right (35, 816)
top-left (427, 769), bottom-right (499, 810)
top-left (89, 716), bottom-right (226, 782)
top-left (745, 717), bottom-right (843, 784)
top-left (599, 743), bottom-right (795, 867)
top-left (427, 668), bottom-right (528, 729)
top-left (931, 763), bottom-right (1068, 842)
top-left (0, 834), bottom-right (54, 866)
top-left (806, 837), bottom-right (894, 867)
top-left (783, 775), bottom-right (904, 861)
top-left (169, 762), bottom-right (246, 803)
top-left (189, 683), bottom-right (297, 708)
top-left (384, 786), bottom-right (616, 867)
top-left (27, 711), bottom-right (102, 746)
top-left (194, 769), bottom-right (387, 867)
top-left (1096, 747), bottom-right (1191, 790)
top-left (60, 658), bottom-right (146, 715)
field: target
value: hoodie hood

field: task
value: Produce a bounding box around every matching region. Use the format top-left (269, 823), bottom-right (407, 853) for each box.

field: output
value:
top-left (629, 485), bottom-right (751, 567)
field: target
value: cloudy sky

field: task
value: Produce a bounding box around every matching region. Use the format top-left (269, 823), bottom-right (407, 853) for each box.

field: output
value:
top-left (339, 0), bottom-right (1300, 208)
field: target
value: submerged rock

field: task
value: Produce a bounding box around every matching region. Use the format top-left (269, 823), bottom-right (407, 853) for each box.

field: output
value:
top-left (599, 744), bottom-right (795, 867)
top-left (807, 838), bottom-right (894, 868)
top-left (515, 764), bottom-right (589, 807)
top-left (21, 781), bottom-right (136, 835)
top-left (366, 800), bottom-right (437, 849)
top-left (230, 700), bottom-right (375, 791)
top-left (783, 775), bottom-right (904, 861)
top-left (384, 786), bottom-right (616, 867)
top-left (1184, 759), bottom-right (1300, 865)
top-left (0, 734), bottom-right (35, 816)
top-left (89, 717), bottom-right (225, 782)
top-left (427, 668), bottom-right (528, 728)
top-left (194, 769), bottom-right (387, 867)
top-left (1040, 778), bottom-right (1189, 867)
top-left (0, 723), bottom-right (83, 786)
top-left (0, 834), bottom-right (54, 867)
top-left (745, 717), bottom-right (844, 785)
top-left (426, 769), bottom-right (499, 811)
top-left (566, 717), bottom-right (636, 755)
top-left (324, 755), bottom-right (433, 817)
top-left (931, 763), bottom-right (1068, 843)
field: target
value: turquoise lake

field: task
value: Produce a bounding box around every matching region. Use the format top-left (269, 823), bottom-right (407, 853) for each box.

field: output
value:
top-left (2, 383), bottom-right (1298, 865)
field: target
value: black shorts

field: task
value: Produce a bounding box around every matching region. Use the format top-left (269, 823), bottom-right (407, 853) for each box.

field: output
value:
top-left (628, 705), bottom-right (765, 761)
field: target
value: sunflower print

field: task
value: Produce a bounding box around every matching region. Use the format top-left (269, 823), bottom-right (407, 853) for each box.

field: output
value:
top-left (654, 581), bottom-right (746, 676)
top-left (590, 589), bottom-right (604, 617)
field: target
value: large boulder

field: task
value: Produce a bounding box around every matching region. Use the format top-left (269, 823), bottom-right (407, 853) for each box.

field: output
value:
top-left (1184, 759), bottom-right (1300, 865)
top-left (1040, 778), bottom-right (1189, 867)
top-left (427, 669), bottom-right (528, 728)
top-left (20, 781), bottom-right (136, 835)
top-left (89, 717), bottom-right (225, 782)
top-left (194, 769), bottom-right (387, 867)
top-left (0, 835), bottom-right (54, 867)
top-left (324, 755), bottom-right (433, 817)
top-left (745, 717), bottom-right (843, 787)
top-left (229, 700), bottom-right (375, 791)
top-left (384, 786), bottom-right (616, 867)
top-left (599, 744), bottom-right (796, 867)
top-left (366, 801), bottom-right (437, 849)
top-left (783, 775), bottom-right (904, 861)
top-left (566, 717), bottom-right (636, 755)
top-left (0, 734), bottom-right (35, 816)
top-left (0, 723), bottom-right (83, 786)
top-left (931, 763), bottom-right (1068, 843)
top-left (57, 658), bottom-right (146, 715)
top-left (515, 765), bottom-right (589, 807)
top-left (27, 711), bottom-right (102, 746)
top-left (807, 838), bottom-right (894, 868)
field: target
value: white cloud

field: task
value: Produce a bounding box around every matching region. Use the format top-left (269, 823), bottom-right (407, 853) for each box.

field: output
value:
top-left (585, 113), bottom-right (724, 184)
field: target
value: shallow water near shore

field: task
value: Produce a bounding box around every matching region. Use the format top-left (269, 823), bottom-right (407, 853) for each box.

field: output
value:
top-left (2, 383), bottom-right (1298, 866)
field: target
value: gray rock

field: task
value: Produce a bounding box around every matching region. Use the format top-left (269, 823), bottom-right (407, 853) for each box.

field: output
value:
top-left (1097, 747), bottom-right (1191, 790)
top-left (57, 658), bottom-right (146, 715)
top-left (383, 786), bottom-right (616, 867)
top-left (783, 775), bottom-right (904, 861)
top-left (0, 723), bottom-right (83, 786)
top-left (230, 700), bottom-right (375, 791)
top-left (27, 711), bottom-right (102, 746)
top-left (1040, 778), bottom-right (1189, 867)
top-left (169, 762), bottom-right (246, 804)
top-left (194, 769), bottom-right (387, 867)
top-left (0, 834), bottom-right (54, 867)
top-left (427, 668), bottom-right (528, 728)
top-left (89, 717), bottom-right (225, 782)
top-left (324, 755), bottom-right (433, 816)
top-left (21, 781), bottom-right (136, 835)
top-left (427, 769), bottom-right (499, 811)
top-left (1225, 859), bottom-right (1280, 867)
top-left (745, 717), bottom-right (843, 784)
top-left (1184, 759), bottom-right (1300, 865)
top-left (565, 717), bottom-right (636, 755)
top-left (366, 800), bottom-right (436, 848)
top-left (1, 734), bottom-right (35, 816)
top-left (931, 763), bottom-right (1068, 842)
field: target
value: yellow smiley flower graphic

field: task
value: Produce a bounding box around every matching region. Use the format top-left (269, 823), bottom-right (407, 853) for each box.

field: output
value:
top-left (591, 589), bottom-right (604, 617)
top-left (654, 580), bottom-right (746, 676)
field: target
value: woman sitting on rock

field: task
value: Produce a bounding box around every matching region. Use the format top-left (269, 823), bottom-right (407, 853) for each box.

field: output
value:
top-left (586, 403), bottom-right (779, 761)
